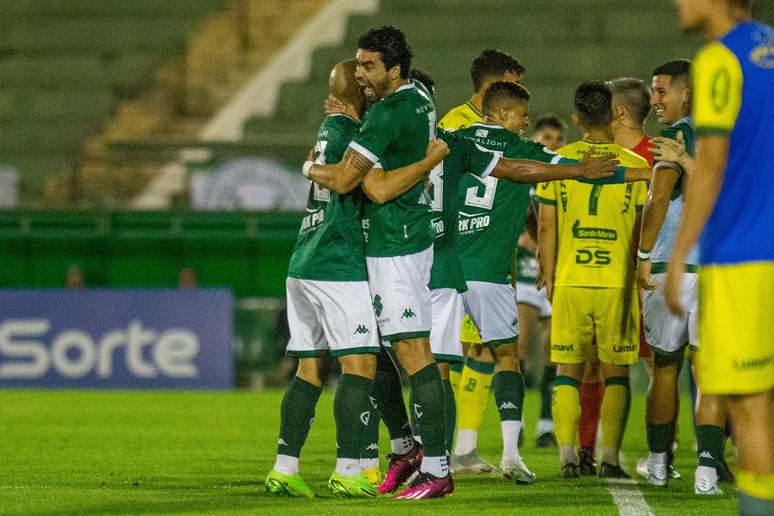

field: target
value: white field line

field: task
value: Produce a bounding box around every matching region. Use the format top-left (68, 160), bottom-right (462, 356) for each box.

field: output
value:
top-left (606, 478), bottom-right (655, 515)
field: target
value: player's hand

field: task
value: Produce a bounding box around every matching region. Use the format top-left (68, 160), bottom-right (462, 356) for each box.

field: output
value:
top-left (651, 131), bottom-right (685, 164)
top-left (664, 259), bottom-right (686, 317)
top-left (636, 259), bottom-right (659, 290)
top-left (423, 139), bottom-right (449, 170)
top-left (578, 146), bottom-right (619, 178)
top-left (324, 95), bottom-right (347, 115)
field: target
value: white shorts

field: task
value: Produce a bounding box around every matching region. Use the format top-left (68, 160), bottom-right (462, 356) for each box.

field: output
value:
top-left (286, 277), bottom-right (379, 357)
top-left (643, 272), bottom-right (699, 355)
top-left (461, 281), bottom-right (520, 347)
top-left (515, 281), bottom-right (553, 318)
top-left (366, 246), bottom-right (433, 342)
top-left (430, 288), bottom-right (464, 363)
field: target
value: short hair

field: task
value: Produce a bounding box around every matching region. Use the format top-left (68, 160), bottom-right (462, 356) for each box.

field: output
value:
top-left (482, 81), bottom-right (531, 113)
top-left (471, 50), bottom-right (525, 93)
top-left (608, 77), bottom-right (652, 126)
top-left (534, 114), bottom-right (567, 134)
top-left (574, 81), bottom-right (613, 129)
top-left (357, 26), bottom-right (413, 79)
top-left (652, 59), bottom-right (691, 86)
top-left (409, 68), bottom-right (435, 96)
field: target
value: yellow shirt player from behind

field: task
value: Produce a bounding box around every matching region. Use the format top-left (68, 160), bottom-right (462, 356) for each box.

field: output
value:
top-left (537, 82), bottom-right (648, 479)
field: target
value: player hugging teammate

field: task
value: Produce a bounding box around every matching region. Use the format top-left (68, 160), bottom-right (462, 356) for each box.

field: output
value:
top-left (265, 2), bottom-right (774, 511)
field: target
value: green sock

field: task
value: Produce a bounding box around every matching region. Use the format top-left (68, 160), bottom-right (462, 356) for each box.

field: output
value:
top-left (540, 365), bottom-right (557, 420)
top-left (647, 422), bottom-right (672, 454)
top-left (278, 376), bottom-right (322, 457)
top-left (334, 373), bottom-right (374, 459)
top-left (493, 370), bottom-right (525, 421)
top-left (442, 379), bottom-right (456, 454)
top-left (449, 362), bottom-right (464, 374)
top-left (373, 348), bottom-right (412, 440)
top-left (362, 394), bottom-right (380, 462)
top-left (408, 363), bottom-right (446, 457)
top-left (696, 424), bottom-right (725, 469)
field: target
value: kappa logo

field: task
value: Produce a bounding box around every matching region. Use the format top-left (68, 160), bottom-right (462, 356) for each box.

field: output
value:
top-left (475, 129), bottom-right (489, 138)
top-left (511, 318), bottom-right (518, 327)
top-left (360, 411), bottom-right (371, 426)
top-left (499, 402), bottom-right (518, 410)
top-left (373, 295), bottom-right (383, 317)
top-left (354, 325), bottom-right (370, 335)
top-left (369, 396), bottom-right (378, 409)
top-left (278, 438), bottom-right (288, 446)
top-left (699, 451), bottom-right (714, 460)
top-left (413, 403), bottom-right (423, 419)
top-left (401, 308), bottom-right (416, 319)
top-left (366, 443), bottom-right (379, 450)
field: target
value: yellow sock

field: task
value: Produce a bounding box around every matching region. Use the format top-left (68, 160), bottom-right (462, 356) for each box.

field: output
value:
top-left (552, 376), bottom-right (581, 446)
top-left (449, 366), bottom-right (463, 400)
top-left (738, 472), bottom-right (774, 500)
top-left (601, 377), bottom-right (631, 453)
top-left (456, 357), bottom-right (495, 433)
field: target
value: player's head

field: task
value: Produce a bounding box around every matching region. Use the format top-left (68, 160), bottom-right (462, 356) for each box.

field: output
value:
top-left (471, 49), bottom-right (525, 94)
top-left (608, 77), bottom-right (652, 130)
top-left (674, 0), bottom-right (752, 33)
top-left (532, 115), bottom-right (567, 151)
top-left (410, 68), bottom-right (436, 101)
top-left (356, 26), bottom-right (413, 100)
top-left (329, 59), bottom-right (367, 119)
top-left (573, 81), bottom-right (613, 131)
top-left (651, 59), bottom-right (691, 124)
top-left (482, 81), bottom-right (531, 135)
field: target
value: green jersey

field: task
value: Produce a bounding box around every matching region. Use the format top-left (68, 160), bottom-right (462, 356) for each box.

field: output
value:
top-left (287, 114), bottom-right (368, 282)
top-left (657, 116), bottom-right (696, 201)
top-left (457, 123), bottom-right (561, 284)
top-left (350, 81), bottom-right (437, 258)
top-left (428, 129), bottom-right (501, 292)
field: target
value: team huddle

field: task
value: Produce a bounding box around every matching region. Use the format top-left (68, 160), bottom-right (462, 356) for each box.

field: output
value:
top-left (265, 0), bottom-right (774, 511)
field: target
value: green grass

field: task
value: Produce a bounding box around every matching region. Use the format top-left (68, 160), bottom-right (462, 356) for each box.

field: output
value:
top-left (0, 389), bottom-right (737, 515)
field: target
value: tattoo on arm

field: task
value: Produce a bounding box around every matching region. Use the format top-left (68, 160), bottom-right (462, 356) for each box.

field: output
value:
top-left (343, 148), bottom-right (375, 176)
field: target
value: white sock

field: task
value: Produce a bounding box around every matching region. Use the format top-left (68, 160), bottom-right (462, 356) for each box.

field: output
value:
top-left (420, 455), bottom-right (449, 478)
top-left (559, 445), bottom-right (579, 466)
top-left (454, 429), bottom-right (478, 455)
top-left (360, 458), bottom-right (379, 471)
top-left (501, 420), bottom-right (522, 461)
top-left (335, 458), bottom-right (361, 477)
top-left (537, 418), bottom-right (555, 435)
top-left (390, 436), bottom-right (414, 455)
top-left (274, 454), bottom-right (299, 475)
top-left (602, 446), bottom-right (619, 466)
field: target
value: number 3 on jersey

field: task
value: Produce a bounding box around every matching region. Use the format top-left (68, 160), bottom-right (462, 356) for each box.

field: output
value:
top-left (464, 176), bottom-right (497, 210)
top-left (429, 162), bottom-right (444, 212)
top-left (312, 140), bottom-right (331, 202)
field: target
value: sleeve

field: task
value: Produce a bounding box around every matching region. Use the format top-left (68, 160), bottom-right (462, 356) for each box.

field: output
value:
top-left (467, 142), bottom-right (502, 178)
top-left (524, 140), bottom-right (563, 164)
top-left (535, 181), bottom-right (557, 205)
top-left (692, 42), bottom-right (743, 136)
top-left (653, 125), bottom-right (683, 172)
top-left (349, 104), bottom-right (397, 163)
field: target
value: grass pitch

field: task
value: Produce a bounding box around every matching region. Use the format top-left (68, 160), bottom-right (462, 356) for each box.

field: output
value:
top-left (0, 389), bottom-right (737, 515)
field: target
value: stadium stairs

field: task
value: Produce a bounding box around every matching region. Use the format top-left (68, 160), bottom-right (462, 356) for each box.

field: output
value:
top-left (0, 0), bottom-right (328, 207)
top-left (242, 0), bottom-right (774, 170)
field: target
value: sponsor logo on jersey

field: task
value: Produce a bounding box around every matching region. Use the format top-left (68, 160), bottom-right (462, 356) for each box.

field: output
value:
top-left (572, 220), bottom-right (618, 240)
top-left (552, 344), bottom-right (574, 352)
top-left (475, 129), bottom-right (489, 138)
top-left (401, 308), bottom-right (416, 319)
top-left (614, 344), bottom-right (638, 353)
top-left (576, 246), bottom-right (612, 267)
top-left (733, 354), bottom-right (774, 370)
top-left (458, 214), bottom-right (491, 233)
top-left (300, 209), bottom-right (325, 231)
top-left (373, 295), bottom-right (383, 317)
top-left (499, 402), bottom-right (518, 410)
top-left (353, 325), bottom-right (371, 335)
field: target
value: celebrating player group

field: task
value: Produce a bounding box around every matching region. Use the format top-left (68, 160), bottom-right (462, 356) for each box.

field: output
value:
top-left (265, 0), bottom-right (774, 511)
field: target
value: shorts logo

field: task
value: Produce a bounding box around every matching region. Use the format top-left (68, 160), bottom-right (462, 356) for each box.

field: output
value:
top-left (733, 354), bottom-right (774, 370)
top-left (401, 308), bottom-right (416, 319)
top-left (511, 318), bottom-right (518, 327)
top-left (614, 344), bottom-right (637, 353)
top-left (373, 295), bottom-right (383, 317)
top-left (552, 344), bottom-right (574, 352)
top-left (354, 325), bottom-right (371, 335)
top-left (360, 411), bottom-right (371, 426)
top-left (366, 443), bottom-right (379, 450)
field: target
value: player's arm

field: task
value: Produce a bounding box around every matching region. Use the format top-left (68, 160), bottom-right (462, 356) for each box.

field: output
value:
top-left (636, 164), bottom-right (680, 290)
top-left (305, 147), bottom-right (375, 194)
top-left (537, 202), bottom-right (557, 302)
top-left (361, 139), bottom-right (449, 204)
top-left (651, 132), bottom-right (694, 175)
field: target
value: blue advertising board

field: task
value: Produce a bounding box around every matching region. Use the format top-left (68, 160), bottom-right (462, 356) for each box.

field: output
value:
top-left (0, 289), bottom-right (234, 390)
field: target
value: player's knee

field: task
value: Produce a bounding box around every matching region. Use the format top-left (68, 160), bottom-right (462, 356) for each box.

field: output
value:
top-left (339, 352), bottom-right (376, 379)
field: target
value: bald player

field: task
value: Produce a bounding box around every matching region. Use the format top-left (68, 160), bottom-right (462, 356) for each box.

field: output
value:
top-left (265, 60), bottom-right (445, 499)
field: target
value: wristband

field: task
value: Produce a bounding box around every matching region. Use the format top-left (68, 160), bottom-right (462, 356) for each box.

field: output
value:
top-left (637, 248), bottom-right (651, 261)
top-left (302, 161), bottom-right (313, 178)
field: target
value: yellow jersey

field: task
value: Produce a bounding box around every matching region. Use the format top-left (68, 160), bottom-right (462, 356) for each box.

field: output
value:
top-left (437, 102), bottom-right (483, 132)
top-left (536, 140), bottom-right (648, 288)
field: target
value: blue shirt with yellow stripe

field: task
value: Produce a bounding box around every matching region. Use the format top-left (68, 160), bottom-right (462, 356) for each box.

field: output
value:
top-left (692, 21), bottom-right (774, 265)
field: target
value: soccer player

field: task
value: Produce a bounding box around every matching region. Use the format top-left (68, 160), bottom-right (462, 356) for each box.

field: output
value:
top-left (537, 81), bottom-right (649, 479)
top-left (666, 1), bottom-right (774, 513)
top-left (609, 78), bottom-right (655, 166)
top-left (438, 49), bottom-right (524, 132)
top-left (305, 26), bottom-right (455, 500)
top-left (265, 59), bottom-right (446, 499)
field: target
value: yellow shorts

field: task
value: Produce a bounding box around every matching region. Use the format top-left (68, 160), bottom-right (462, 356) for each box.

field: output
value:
top-left (698, 262), bottom-right (774, 395)
top-left (460, 315), bottom-right (483, 345)
top-left (551, 286), bottom-right (640, 366)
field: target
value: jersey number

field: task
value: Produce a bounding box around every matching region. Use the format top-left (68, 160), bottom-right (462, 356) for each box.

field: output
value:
top-left (429, 162), bottom-right (443, 212)
top-left (588, 185), bottom-right (603, 216)
top-left (313, 140), bottom-right (331, 202)
top-left (464, 176), bottom-right (498, 210)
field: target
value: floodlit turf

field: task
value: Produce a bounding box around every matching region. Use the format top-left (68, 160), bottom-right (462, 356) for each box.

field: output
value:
top-left (0, 389), bottom-right (737, 515)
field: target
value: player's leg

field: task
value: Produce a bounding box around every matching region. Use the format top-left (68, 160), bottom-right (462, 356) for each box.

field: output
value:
top-left (537, 314), bottom-right (558, 448)
top-left (550, 286), bottom-right (593, 478)
top-left (644, 349), bottom-right (683, 486)
top-left (516, 300), bottom-right (541, 443)
top-left (578, 349), bottom-right (603, 476)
